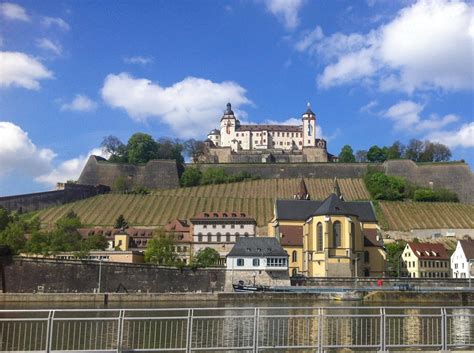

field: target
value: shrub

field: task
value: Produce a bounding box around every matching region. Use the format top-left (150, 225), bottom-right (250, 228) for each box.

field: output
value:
top-left (414, 188), bottom-right (459, 202)
top-left (364, 172), bottom-right (406, 201)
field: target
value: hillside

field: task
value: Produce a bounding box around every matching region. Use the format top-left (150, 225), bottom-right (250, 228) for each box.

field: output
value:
top-left (37, 178), bottom-right (368, 227)
top-left (36, 178), bottom-right (474, 231)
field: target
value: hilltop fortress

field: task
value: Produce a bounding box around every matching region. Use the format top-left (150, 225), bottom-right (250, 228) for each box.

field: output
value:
top-left (202, 103), bottom-right (334, 163)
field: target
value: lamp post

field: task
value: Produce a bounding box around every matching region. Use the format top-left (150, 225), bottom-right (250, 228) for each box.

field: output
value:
top-left (354, 254), bottom-right (358, 289)
top-left (98, 259), bottom-right (103, 293)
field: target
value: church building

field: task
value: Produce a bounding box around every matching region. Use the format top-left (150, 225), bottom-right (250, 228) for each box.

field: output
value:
top-left (204, 103), bottom-right (333, 163)
top-left (268, 179), bottom-right (386, 278)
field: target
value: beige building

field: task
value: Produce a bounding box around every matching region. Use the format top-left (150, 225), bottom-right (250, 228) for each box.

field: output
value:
top-left (269, 179), bottom-right (386, 277)
top-left (401, 242), bottom-right (450, 278)
top-left (21, 250), bottom-right (145, 264)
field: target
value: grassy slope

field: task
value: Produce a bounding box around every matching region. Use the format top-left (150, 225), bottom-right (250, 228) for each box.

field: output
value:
top-left (36, 177), bottom-right (474, 231)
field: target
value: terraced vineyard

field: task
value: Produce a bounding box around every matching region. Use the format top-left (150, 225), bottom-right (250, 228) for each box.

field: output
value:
top-left (37, 178), bottom-right (369, 227)
top-left (379, 201), bottom-right (474, 231)
top-left (36, 177), bottom-right (474, 231)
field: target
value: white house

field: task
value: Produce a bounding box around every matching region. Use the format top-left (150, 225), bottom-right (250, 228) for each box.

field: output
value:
top-left (451, 240), bottom-right (474, 279)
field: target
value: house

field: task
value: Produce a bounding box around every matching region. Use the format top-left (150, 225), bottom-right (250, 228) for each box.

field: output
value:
top-left (189, 212), bottom-right (257, 265)
top-left (401, 242), bottom-right (450, 278)
top-left (21, 250), bottom-right (144, 264)
top-left (451, 240), bottom-right (474, 278)
top-left (226, 237), bottom-right (289, 289)
top-left (268, 178), bottom-right (386, 277)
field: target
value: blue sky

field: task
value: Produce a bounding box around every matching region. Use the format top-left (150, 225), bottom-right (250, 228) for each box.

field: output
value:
top-left (0, 0), bottom-right (473, 196)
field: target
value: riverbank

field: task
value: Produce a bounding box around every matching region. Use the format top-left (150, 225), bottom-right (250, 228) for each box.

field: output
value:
top-left (2, 291), bottom-right (474, 304)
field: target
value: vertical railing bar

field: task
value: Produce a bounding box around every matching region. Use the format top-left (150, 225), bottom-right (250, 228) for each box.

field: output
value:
top-left (252, 307), bottom-right (259, 352)
top-left (318, 307), bottom-right (323, 353)
top-left (45, 310), bottom-right (54, 353)
top-left (186, 308), bottom-right (193, 353)
top-left (441, 307), bottom-right (447, 350)
top-left (116, 309), bottom-right (124, 353)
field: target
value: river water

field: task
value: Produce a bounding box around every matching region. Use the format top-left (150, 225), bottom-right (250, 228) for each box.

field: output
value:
top-left (1, 299), bottom-right (473, 351)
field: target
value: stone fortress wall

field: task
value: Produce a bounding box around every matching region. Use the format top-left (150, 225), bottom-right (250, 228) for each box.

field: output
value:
top-left (0, 183), bottom-right (110, 213)
top-left (77, 155), bottom-right (180, 190)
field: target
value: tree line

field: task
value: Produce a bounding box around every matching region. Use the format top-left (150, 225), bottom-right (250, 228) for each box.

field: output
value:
top-left (338, 139), bottom-right (452, 163)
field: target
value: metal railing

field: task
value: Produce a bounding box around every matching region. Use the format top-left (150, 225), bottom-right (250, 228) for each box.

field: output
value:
top-left (1, 306), bottom-right (473, 352)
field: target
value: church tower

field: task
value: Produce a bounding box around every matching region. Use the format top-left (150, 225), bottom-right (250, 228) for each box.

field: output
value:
top-left (220, 102), bottom-right (237, 149)
top-left (302, 103), bottom-right (316, 147)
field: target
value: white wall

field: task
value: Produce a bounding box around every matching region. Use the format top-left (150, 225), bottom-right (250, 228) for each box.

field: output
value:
top-left (226, 256), bottom-right (288, 271)
top-left (193, 223), bottom-right (255, 238)
top-left (451, 242), bottom-right (471, 278)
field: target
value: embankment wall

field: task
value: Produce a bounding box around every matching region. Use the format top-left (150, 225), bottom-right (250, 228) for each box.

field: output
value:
top-left (0, 184), bottom-right (110, 213)
top-left (1, 257), bottom-right (225, 293)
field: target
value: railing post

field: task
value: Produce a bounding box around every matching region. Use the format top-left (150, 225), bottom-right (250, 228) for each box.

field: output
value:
top-left (186, 309), bottom-right (194, 353)
top-left (379, 307), bottom-right (386, 352)
top-left (45, 310), bottom-right (55, 353)
top-left (318, 307), bottom-right (323, 353)
top-left (116, 310), bottom-right (124, 353)
top-left (253, 307), bottom-right (259, 353)
top-left (441, 308), bottom-right (448, 351)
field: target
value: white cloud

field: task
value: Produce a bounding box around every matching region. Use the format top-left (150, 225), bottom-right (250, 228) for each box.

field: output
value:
top-left (426, 122), bottom-right (474, 148)
top-left (299, 0), bottom-right (473, 93)
top-left (0, 2), bottom-right (29, 21)
top-left (101, 72), bottom-right (251, 138)
top-left (383, 100), bottom-right (459, 132)
top-left (36, 148), bottom-right (109, 185)
top-left (42, 16), bottom-right (70, 31)
top-left (124, 56), bottom-right (153, 65)
top-left (0, 122), bottom-right (55, 178)
top-left (35, 38), bottom-right (62, 56)
top-left (262, 0), bottom-right (305, 30)
top-left (359, 100), bottom-right (378, 113)
top-left (0, 51), bottom-right (53, 89)
top-left (61, 94), bottom-right (98, 112)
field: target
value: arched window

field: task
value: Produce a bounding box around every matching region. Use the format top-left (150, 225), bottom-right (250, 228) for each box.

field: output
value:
top-left (292, 251), bottom-right (297, 262)
top-left (333, 221), bottom-right (341, 248)
top-left (317, 222), bottom-right (323, 252)
top-left (350, 222), bottom-right (355, 250)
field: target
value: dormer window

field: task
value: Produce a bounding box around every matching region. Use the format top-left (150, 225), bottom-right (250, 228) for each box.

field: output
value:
top-left (223, 213), bottom-right (228, 217)
top-left (416, 250), bottom-right (421, 256)
top-left (425, 251), bottom-right (430, 256)
top-left (213, 213), bottom-right (218, 217)
top-left (240, 213), bottom-right (245, 217)
top-left (204, 213), bottom-right (209, 217)
top-left (232, 213), bottom-right (237, 217)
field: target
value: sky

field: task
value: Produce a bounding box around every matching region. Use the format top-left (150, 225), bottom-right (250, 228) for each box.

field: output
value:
top-left (0, 0), bottom-right (473, 196)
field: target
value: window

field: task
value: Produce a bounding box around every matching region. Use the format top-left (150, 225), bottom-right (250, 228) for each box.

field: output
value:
top-left (203, 225), bottom-right (207, 229)
top-left (226, 235), bottom-right (230, 242)
top-left (237, 259), bottom-right (244, 267)
top-left (217, 235), bottom-right (221, 242)
top-left (317, 222), bottom-right (323, 252)
top-left (253, 258), bottom-right (260, 266)
top-left (212, 225), bottom-right (216, 229)
top-left (364, 251), bottom-right (370, 263)
top-left (240, 225), bottom-right (244, 229)
top-left (231, 224), bottom-right (235, 229)
top-left (292, 251), bottom-right (297, 262)
top-left (198, 235), bottom-right (203, 242)
top-left (222, 225), bottom-right (225, 229)
top-left (350, 222), bottom-right (355, 248)
top-left (333, 221), bottom-right (341, 248)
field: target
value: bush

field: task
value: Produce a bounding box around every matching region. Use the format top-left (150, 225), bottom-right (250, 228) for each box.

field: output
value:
top-left (364, 172), bottom-right (406, 201)
top-left (414, 188), bottom-right (459, 202)
top-left (180, 167), bottom-right (202, 187)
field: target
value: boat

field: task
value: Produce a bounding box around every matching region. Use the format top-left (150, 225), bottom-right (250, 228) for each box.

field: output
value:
top-left (232, 280), bottom-right (270, 292)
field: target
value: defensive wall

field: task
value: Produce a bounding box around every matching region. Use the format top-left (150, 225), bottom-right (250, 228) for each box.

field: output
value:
top-left (0, 257), bottom-right (225, 294)
top-left (0, 183), bottom-right (110, 213)
top-left (77, 155), bottom-right (180, 190)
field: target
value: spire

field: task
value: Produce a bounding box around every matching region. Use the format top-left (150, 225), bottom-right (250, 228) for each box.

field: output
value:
top-left (333, 177), bottom-right (344, 201)
top-left (294, 178), bottom-right (310, 200)
top-left (225, 102), bottom-right (234, 115)
top-left (302, 102), bottom-right (315, 120)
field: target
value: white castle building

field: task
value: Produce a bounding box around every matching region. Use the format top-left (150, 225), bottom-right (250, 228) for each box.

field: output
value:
top-left (204, 103), bottom-right (332, 163)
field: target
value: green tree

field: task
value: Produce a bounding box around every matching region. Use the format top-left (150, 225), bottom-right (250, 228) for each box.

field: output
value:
top-left (144, 231), bottom-right (177, 265)
top-left (82, 234), bottom-right (108, 251)
top-left (157, 138), bottom-right (185, 164)
top-left (364, 171), bottom-right (406, 200)
top-left (385, 241), bottom-right (406, 277)
top-left (0, 221), bottom-right (27, 254)
top-left (0, 207), bottom-right (10, 231)
top-left (25, 231), bottom-right (50, 255)
top-left (367, 145), bottom-right (388, 163)
top-left (114, 214), bottom-right (129, 229)
top-left (101, 135), bottom-right (127, 162)
top-left (180, 167), bottom-right (202, 186)
top-left (193, 247), bottom-right (220, 267)
top-left (338, 145), bottom-right (356, 163)
top-left (127, 133), bottom-right (159, 164)
top-left (404, 139), bottom-right (424, 161)
top-left (386, 141), bottom-right (405, 160)
top-left (56, 211), bottom-right (82, 234)
top-left (201, 167), bottom-right (228, 185)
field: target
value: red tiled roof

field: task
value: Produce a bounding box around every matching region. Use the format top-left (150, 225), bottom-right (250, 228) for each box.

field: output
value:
top-left (407, 242), bottom-right (449, 260)
top-left (363, 229), bottom-right (383, 247)
top-left (237, 124), bottom-right (302, 132)
top-left (459, 240), bottom-right (474, 260)
top-left (191, 212), bottom-right (255, 222)
top-left (279, 225), bottom-right (303, 246)
top-left (164, 219), bottom-right (190, 233)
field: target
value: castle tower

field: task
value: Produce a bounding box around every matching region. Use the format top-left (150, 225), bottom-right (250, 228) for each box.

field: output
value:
top-left (220, 102), bottom-right (237, 149)
top-left (294, 178), bottom-right (310, 200)
top-left (302, 103), bottom-right (316, 147)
